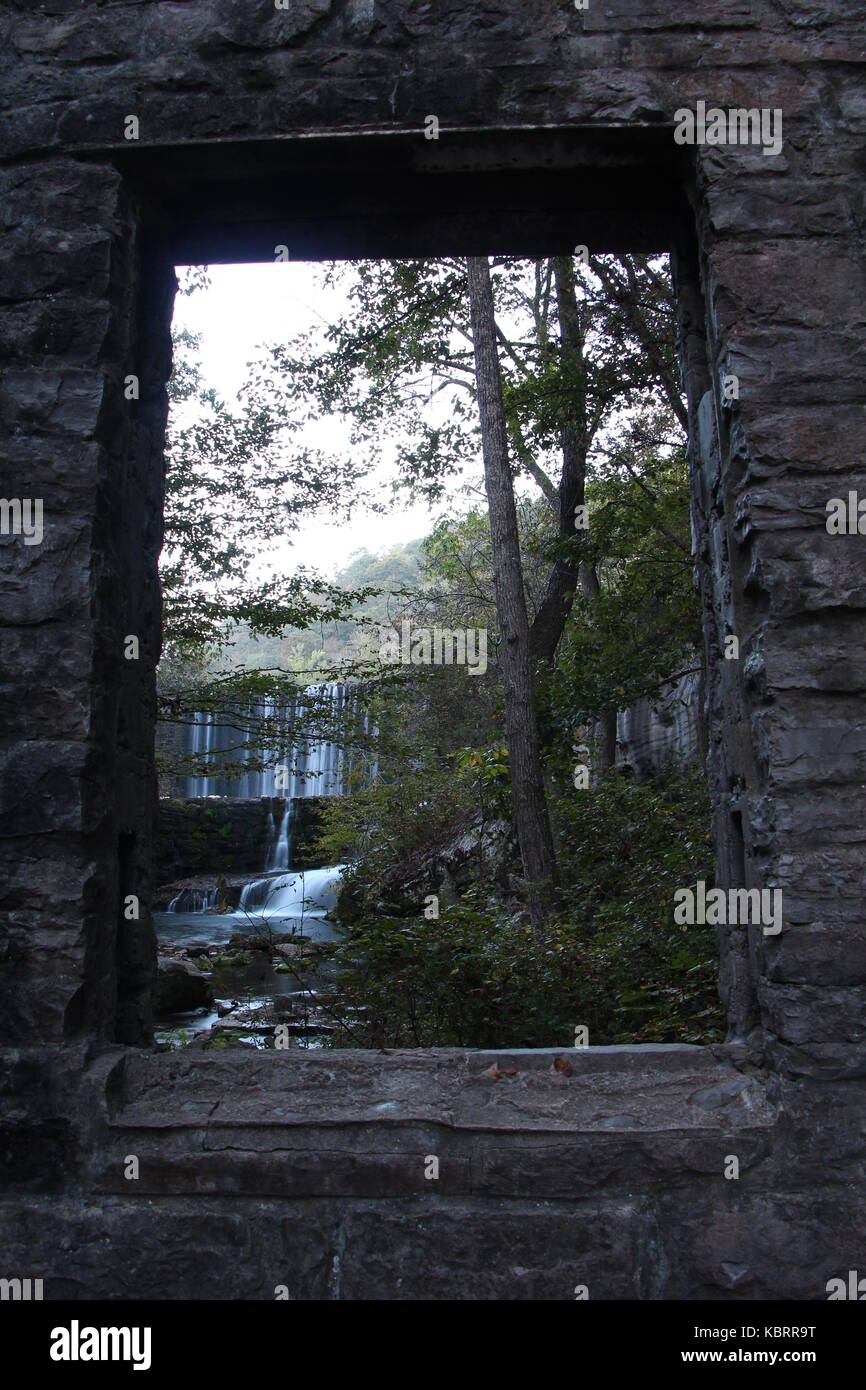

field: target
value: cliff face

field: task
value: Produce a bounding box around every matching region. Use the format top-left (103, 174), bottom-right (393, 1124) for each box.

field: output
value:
top-left (617, 668), bottom-right (703, 780)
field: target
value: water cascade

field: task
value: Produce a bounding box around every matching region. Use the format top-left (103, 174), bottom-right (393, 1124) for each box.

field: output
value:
top-left (238, 865), bottom-right (344, 921)
top-left (159, 682), bottom-right (361, 931)
top-left (268, 804), bottom-right (292, 870)
top-left (176, 681), bottom-right (375, 800)
top-left (167, 887), bottom-right (219, 914)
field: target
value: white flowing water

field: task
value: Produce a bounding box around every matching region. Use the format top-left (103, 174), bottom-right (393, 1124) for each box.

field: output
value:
top-left (238, 865), bottom-right (344, 921)
top-left (160, 681), bottom-right (368, 931)
top-left (176, 681), bottom-right (376, 800)
top-left (166, 886), bottom-right (219, 913)
top-left (157, 866), bottom-right (345, 947)
top-left (164, 800), bottom-right (296, 914)
top-left (268, 804), bottom-right (292, 870)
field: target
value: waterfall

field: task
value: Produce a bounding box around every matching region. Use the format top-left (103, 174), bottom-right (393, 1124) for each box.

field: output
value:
top-left (159, 681), bottom-right (362, 922)
top-left (238, 866), bottom-right (344, 920)
top-left (173, 681), bottom-right (373, 800)
top-left (238, 876), bottom-right (272, 912)
top-left (268, 804), bottom-right (292, 870)
top-left (167, 886), bottom-right (219, 914)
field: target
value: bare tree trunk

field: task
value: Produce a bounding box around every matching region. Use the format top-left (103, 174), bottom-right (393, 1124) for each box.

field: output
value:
top-left (466, 255), bottom-right (558, 931)
top-left (529, 255), bottom-right (589, 664)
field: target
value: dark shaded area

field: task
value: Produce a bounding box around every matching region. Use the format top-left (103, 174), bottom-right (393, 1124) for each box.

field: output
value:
top-left (117, 128), bottom-right (696, 263)
top-left (1, 0), bottom-right (863, 1301)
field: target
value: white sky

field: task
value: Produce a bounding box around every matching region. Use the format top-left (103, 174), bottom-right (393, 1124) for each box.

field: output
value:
top-left (171, 262), bottom-right (452, 579)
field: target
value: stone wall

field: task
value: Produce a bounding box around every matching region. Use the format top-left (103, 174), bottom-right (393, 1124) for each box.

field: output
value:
top-left (155, 797), bottom-right (281, 884)
top-left (2, 1043), bottom-right (865, 1300)
top-left (154, 796), bottom-right (327, 884)
top-left (1, 0), bottom-right (864, 1300)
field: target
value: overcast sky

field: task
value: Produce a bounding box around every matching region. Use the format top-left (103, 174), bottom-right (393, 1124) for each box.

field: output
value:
top-left (171, 261), bottom-right (451, 580)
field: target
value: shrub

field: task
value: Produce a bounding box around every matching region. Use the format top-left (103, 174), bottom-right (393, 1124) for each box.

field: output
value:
top-left (320, 766), bottom-right (724, 1048)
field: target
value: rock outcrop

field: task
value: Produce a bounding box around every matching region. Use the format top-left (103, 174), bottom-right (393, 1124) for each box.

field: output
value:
top-left (154, 796), bottom-right (326, 884)
top-left (617, 668), bottom-right (703, 779)
top-left (153, 957), bottom-right (212, 1014)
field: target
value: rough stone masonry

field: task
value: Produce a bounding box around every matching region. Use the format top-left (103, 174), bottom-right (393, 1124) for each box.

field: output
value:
top-left (0, 0), bottom-right (864, 1300)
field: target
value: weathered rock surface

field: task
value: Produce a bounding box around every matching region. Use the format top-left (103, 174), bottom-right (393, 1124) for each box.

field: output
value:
top-left (1, 1044), bottom-right (864, 1299)
top-left (378, 815), bottom-right (515, 915)
top-left (1, 0), bottom-right (864, 1299)
top-left (617, 667), bottom-right (703, 779)
top-left (152, 957), bottom-right (212, 1015)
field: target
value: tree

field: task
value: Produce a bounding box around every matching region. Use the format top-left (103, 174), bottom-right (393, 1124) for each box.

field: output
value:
top-left (268, 253), bottom-right (689, 674)
top-left (467, 256), bottom-right (558, 930)
top-left (260, 250), bottom-right (693, 807)
top-left (161, 277), bottom-right (374, 661)
top-left (161, 257), bottom-right (697, 840)
top-left (158, 271), bottom-right (378, 774)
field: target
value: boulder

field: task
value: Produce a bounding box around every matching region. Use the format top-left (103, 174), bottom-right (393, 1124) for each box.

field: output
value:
top-left (153, 957), bottom-right (212, 1014)
top-left (228, 932), bottom-right (271, 953)
top-left (369, 815), bottom-right (516, 918)
top-left (274, 941), bottom-right (308, 961)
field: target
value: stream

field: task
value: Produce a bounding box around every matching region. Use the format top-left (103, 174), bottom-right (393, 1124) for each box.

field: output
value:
top-left (153, 865), bottom-right (346, 1050)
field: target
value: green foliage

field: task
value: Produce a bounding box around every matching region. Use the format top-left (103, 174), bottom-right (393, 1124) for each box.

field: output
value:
top-left (156, 1027), bottom-right (194, 1052)
top-left (163, 311), bottom-right (372, 658)
top-left (158, 253), bottom-right (696, 788)
top-left (157, 268), bottom-right (379, 762)
top-left (313, 675), bottom-right (486, 875)
top-left (546, 440), bottom-right (700, 737)
top-left (156, 253), bottom-right (722, 1050)
top-left (319, 767), bottom-right (723, 1049)
top-left (549, 766), bottom-right (721, 1043)
top-left (456, 743), bottom-right (512, 823)
top-left (214, 540), bottom-right (426, 678)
